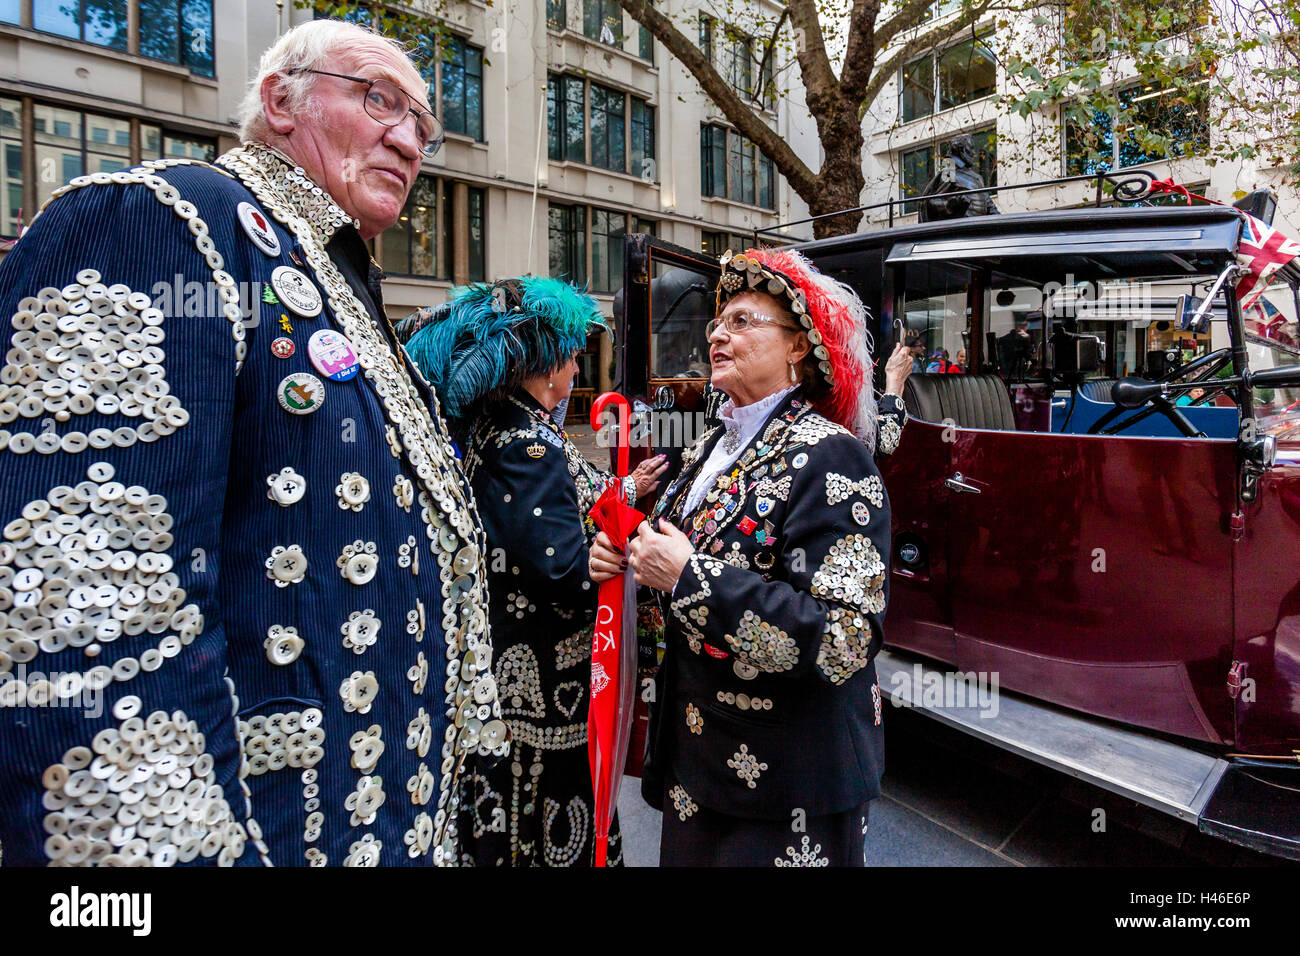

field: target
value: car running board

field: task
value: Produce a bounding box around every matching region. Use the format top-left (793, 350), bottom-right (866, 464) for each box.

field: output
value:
top-left (875, 648), bottom-right (1229, 826)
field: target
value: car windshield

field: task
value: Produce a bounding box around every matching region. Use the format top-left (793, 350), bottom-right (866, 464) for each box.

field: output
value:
top-left (1245, 283), bottom-right (1300, 446)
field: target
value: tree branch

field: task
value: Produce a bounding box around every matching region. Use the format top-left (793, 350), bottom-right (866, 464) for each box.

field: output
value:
top-left (840, 0), bottom-right (884, 105)
top-left (751, 7), bottom-right (790, 107)
top-left (873, 0), bottom-right (945, 52)
top-left (785, 0), bottom-right (840, 118)
top-left (616, 0), bottom-right (817, 195)
top-left (858, 0), bottom-right (996, 119)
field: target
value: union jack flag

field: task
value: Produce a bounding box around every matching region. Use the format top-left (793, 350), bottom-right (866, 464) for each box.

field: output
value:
top-left (1237, 213), bottom-right (1300, 311)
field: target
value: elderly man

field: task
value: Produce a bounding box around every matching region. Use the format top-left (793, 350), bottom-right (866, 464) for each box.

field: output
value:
top-left (0, 20), bottom-right (501, 866)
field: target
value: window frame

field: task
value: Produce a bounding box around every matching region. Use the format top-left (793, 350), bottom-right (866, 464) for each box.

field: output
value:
top-left (899, 29), bottom-right (996, 124)
top-left (583, 0), bottom-right (623, 46)
top-left (440, 34), bottom-right (484, 142)
top-left (700, 123), bottom-right (775, 210)
top-left (548, 203), bottom-right (588, 286)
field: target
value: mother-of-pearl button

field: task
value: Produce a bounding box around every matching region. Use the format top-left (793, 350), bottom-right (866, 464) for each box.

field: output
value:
top-left (266, 467), bottom-right (306, 506)
top-left (266, 546), bottom-right (307, 586)
top-left (343, 553), bottom-right (378, 585)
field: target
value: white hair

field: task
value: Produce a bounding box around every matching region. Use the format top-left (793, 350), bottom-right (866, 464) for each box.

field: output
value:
top-left (237, 19), bottom-right (418, 142)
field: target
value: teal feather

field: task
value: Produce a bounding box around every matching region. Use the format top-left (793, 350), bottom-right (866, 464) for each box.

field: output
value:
top-left (400, 276), bottom-right (604, 422)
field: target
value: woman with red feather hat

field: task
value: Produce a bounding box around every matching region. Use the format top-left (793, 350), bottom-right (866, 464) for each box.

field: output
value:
top-left (591, 247), bottom-right (895, 866)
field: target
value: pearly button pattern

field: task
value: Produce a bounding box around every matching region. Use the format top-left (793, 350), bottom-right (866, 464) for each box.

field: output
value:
top-left (341, 609), bottom-right (380, 655)
top-left (0, 275), bottom-right (191, 459)
top-left (265, 545), bottom-right (307, 587)
top-left (0, 461), bottom-right (201, 698)
top-left (265, 467), bottom-right (306, 507)
top-left (40, 708), bottom-right (249, 866)
top-left (335, 472), bottom-right (370, 512)
top-left (237, 709), bottom-right (325, 777)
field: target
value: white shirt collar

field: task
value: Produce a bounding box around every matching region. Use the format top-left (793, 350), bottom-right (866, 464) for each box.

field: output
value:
top-left (683, 385), bottom-right (797, 515)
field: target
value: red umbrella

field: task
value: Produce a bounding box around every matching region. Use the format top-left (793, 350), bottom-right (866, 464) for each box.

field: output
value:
top-left (586, 392), bottom-right (644, 867)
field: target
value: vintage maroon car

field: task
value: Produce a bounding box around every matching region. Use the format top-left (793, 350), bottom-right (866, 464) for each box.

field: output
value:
top-left (612, 181), bottom-right (1300, 860)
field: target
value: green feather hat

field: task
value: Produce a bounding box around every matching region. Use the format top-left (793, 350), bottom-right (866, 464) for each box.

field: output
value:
top-left (396, 276), bottom-right (607, 422)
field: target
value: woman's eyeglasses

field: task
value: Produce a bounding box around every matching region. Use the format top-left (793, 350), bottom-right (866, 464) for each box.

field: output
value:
top-left (706, 310), bottom-right (800, 336)
top-left (288, 68), bottom-right (444, 157)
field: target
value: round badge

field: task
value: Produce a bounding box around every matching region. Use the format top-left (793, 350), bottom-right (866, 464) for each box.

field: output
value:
top-left (307, 328), bottom-right (360, 382)
top-left (237, 201), bottom-right (281, 257)
top-left (277, 372), bottom-right (325, 415)
top-left (852, 501), bottom-right (871, 526)
top-left (792, 452), bottom-right (809, 469)
top-left (271, 336), bottom-right (295, 359)
top-left (270, 266), bottom-right (323, 318)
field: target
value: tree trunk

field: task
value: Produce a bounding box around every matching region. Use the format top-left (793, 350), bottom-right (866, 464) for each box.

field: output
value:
top-left (807, 101), bottom-right (867, 239)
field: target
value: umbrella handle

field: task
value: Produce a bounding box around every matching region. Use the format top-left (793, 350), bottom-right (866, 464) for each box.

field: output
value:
top-left (591, 391), bottom-right (631, 478)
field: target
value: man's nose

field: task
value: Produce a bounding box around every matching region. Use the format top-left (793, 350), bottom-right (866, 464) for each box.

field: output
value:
top-left (383, 112), bottom-right (424, 162)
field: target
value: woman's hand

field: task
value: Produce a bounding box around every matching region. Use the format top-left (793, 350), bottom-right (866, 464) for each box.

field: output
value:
top-left (630, 454), bottom-right (671, 500)
top-left (883, 341), bottom-right (913, 396)
top-left (589, 530), bottom-right (627, 584)
top-left (628, 519), bottom-right (695, 593)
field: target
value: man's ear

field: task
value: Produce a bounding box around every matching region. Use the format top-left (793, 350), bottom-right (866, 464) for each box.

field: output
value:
top-left (261, 73), bottom-right (297, 135)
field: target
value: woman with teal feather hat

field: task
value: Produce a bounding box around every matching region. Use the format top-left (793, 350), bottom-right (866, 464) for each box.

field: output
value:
top-left (395, 276), bottom-right (668, 866)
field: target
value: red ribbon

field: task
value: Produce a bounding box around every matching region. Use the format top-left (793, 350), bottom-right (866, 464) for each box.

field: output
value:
top-left (1147, 178), bottom-right (1222, 206)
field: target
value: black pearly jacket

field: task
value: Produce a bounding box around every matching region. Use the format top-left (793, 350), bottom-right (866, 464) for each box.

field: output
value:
top-left (642, 389), bottom-right (891, 820)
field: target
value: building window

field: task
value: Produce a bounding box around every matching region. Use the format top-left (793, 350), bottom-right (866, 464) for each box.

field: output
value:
top-left (0, 0), bottom-right (18, 24)
top-left (590, 83), bottom-right (626, 172)
top-left (630, 99), bottom-right (655, 181)
top-left (701, 124), bottom-right (774, 209)
top-left (634, 217), bottom-right (656, 236)
top-left (698, 14), bottom-right (714, 63)
top-left (937, 35), bottom-right (996, 110)
top-left (701, 124), bottom-right (726, 197)
top-left (33, 106), bottom-right (131, 209)
top-left (590, 208), bottom-right (625, 294)
top-left (638, 23), bottom-right (654, 62)
top-left (34, 0), bottom-right (127, 49)
top-left (548, 76), bottom-right (653, 176)
top-left (547, 0), bottom-right (565, 30)
top-left (901, 55), bottom-right (935, 122)
top-left (1064, 82), bottom-right (1210, 175)
top-left (901, 32), bottom-right (995, 122)
top-left (1, 98), bottom-right (21, 237)
top-left (549, 204), bottom-right (586, 284)
top-left (900, 145), bottom-right (934, 214)
top-left (442, 36), bottom-right (483, 141)
top-left (584, 0), bottom-right (621, 45)
top-left (466, 186), bottom-right (485, 282)
top-left (547, 74), bottom-right (586, 163)
top-left (138, 0), bottom-right (215, 77)
top-left (758, 47), bottom-right (776, 110)
top-left (701, 230), bottom-right (752, 257)
top-left (900, 126), bottom-right (997, 213)
top-left (141, 125), bottom-right (216, 162)
top-left (723, 29), bottom-right (753, 97)
top-left (383, 175), bottom-right (438, 277)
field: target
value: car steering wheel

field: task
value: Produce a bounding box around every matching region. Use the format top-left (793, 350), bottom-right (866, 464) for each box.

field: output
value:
top-left (1087, 348), bottom-right (1234, 436)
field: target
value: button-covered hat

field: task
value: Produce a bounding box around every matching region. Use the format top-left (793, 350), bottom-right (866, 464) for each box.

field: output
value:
top-left (715, 247), bottom-right (878, 446)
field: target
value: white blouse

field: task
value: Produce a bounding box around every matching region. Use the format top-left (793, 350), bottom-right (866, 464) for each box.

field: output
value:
top-left (682, 385), bottom-right (797, 516)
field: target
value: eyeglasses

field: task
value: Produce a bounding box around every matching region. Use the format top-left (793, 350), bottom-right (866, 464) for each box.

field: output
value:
top-left (289, 68), bottom-right (444, 157)
top-left (706, 310), bottom-right (800, 336)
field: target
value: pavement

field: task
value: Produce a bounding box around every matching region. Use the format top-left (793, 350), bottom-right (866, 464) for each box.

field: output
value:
top-left (614, 708), bottom-right (1293, 867)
